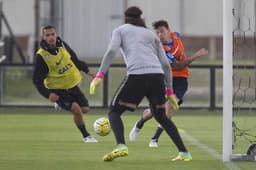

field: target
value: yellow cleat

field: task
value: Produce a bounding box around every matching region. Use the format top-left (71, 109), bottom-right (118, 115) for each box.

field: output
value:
top-left (103, 144), bottom-right (128, 161)
top-left (172, 152), bottom-right (192, 161)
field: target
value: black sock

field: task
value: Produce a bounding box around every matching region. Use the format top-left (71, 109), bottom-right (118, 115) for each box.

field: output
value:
top-left (154, 108), bottom-right (187, 152)
top-left (136, 117), bottom-right (147, 129)
top-left (151, 127), bottom-right (163, 142)
top-left (109, 111), bottom-right (125, 144)
top-left (77, 124), bottom-right (90, 138)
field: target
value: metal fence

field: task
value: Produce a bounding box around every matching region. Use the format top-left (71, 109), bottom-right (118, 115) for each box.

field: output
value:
top-left (0, 63), bottom-right (255, 110)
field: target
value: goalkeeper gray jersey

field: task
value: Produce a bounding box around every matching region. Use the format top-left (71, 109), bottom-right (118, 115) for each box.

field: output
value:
top-left (99, 24), bottom-right (172, 88)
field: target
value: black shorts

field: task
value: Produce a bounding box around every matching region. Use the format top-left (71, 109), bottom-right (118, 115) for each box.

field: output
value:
top-left (173, 77), bottom-right (188, 105)
top-left (110, 74), bottom-right (166, 112)
top-left (51, 86), bottom-right (89, 111)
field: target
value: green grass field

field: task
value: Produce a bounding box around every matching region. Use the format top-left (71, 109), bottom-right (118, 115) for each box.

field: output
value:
top-left (0, 108), bottom-right (255, 170)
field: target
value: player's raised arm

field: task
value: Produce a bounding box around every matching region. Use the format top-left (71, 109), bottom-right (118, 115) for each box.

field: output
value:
top-left (171, 48), bottom-right (208, 70)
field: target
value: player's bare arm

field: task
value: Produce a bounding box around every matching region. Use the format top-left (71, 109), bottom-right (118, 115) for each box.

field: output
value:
top-left (171, 48), bottom-right (208, 70)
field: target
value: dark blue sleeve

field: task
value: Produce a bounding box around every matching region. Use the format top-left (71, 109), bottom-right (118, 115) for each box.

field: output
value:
top-left (62, 41), bottom-right (90, 73)
top-left (32, 54), bottom-right (51, 99)
top-left (175, 32), bottom-right (181, 38)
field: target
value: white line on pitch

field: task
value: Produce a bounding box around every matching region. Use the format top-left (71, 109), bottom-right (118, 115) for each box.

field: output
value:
top-left (180, 131), bottom-right (240, 170)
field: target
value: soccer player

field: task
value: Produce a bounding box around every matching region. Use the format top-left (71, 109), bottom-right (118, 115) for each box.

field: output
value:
top-left (32, 25), bottom-right (98, 143)
top-left (129, 20), bottom-right (208, 148)
top-left (90, 6), bottom-right (191, 161)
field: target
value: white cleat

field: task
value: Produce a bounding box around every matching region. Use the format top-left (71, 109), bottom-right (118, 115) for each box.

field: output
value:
top-left (149, 139), bottom-right (158, 148)
top-left (83, 136), bottom-right (98, 143)
top-left (129, 122), bottom-right (140, 141)
top-left (54, 102), bottom-right (62, 110)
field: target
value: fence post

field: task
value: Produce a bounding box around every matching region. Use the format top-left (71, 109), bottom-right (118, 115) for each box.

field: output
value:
top-left (209, 67), bottom-right (216, 110)
top-left (0, 67), bottom-right (3, 105)
top-left (0, 1), bottom-right (2, 40)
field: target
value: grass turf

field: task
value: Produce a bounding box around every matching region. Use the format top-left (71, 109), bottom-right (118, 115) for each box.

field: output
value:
top-left (0, 108), bottom-right (255, 170)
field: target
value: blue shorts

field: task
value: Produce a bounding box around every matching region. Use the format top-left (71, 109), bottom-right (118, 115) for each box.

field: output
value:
top-left (173, 77), bottom-right (188, 105)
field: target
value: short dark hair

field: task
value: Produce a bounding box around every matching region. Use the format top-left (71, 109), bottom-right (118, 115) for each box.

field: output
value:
top-left (152, 20), bottom-right (169, 30)
top-left (124, 6), bottom-right (146, 28)
top-left (41, 25), bottom-right (56, 34)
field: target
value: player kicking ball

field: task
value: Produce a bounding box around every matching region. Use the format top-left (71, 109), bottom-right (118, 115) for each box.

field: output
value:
top-left (129, 20), bottom-right (208, 152)
top-left (33, 25), bottom-right (97, 143)
top-left (90, 7), bottom-right (191, 162)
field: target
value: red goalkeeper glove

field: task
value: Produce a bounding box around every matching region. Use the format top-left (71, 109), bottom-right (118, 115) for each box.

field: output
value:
top-left (89, 72), bottom-right (105, 95)
top-left (165, 88), bottom-right (179, 111)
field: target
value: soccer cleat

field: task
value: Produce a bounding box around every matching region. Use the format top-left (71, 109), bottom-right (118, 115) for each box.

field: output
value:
top-left (177, 128), bottom-right (185, 133)
top-left (53, 102), bottom-right (62, 110)
top-left (103, 144), bottom-right (128, 161)
top-left (129, 122), bottom-right (140, 141)
top-left (82, 136), bottom-right (98, 143)
top-left (172, 152), bottom-right (192, 161)
top-left (148, 139), bottom-right (158, 148)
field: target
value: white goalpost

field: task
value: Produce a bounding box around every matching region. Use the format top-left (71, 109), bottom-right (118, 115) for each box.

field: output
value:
top-left (223, 0), bottom-right (256, 162)
top-left (222, 0), bottom-right (233, 162)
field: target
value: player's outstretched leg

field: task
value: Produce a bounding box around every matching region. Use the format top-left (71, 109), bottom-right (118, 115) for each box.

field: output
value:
top-left (149, 126), bottom-right (164, 147)
top-left (129, 121), bottom-right (140, 141)
top-left (153, 106), bottom-right (192, 161)
top-left (103, 110), bottom-right (128, 161)
top-left (129, 108), bottom-right (153, 141)
top-left (71, 103), bottom-right (98, 143)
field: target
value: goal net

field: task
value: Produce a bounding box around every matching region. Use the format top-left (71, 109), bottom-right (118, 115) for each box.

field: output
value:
top-left (223, 0), bottom-right (256, 162)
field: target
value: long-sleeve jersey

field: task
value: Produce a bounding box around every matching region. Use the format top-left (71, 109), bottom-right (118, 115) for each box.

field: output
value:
top-left (99, 24), bottom-right (173, 88)
top-left (32, 37), bottom-right (90, 98)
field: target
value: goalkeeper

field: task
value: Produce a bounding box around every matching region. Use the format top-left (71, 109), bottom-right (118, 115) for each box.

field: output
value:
top-left (90, 7), bottom-right (191, 161)
top-left (129, 20), bottom-right (208, 149)
top-left (32, 25), bottom-right (97, 143)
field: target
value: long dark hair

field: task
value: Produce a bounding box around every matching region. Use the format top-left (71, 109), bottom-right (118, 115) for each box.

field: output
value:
top-left (124, 6), bottom-right (146, 28)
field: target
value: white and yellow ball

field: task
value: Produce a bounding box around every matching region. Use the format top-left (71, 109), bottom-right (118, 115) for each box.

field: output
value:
top-left (93, 117), bottom-right (111, 136)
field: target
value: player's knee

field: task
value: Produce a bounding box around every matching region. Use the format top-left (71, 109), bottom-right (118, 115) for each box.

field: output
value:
top-left (109, 106), bottom-right (125, 117)
top-left (70, 102), bottom-right (82, 115)
top-left (165, 109), bottom-right (173, 118)
top-left (143, 108), bottom-right (153, 119)
top-left (81, 107), bottom-right (90, 114)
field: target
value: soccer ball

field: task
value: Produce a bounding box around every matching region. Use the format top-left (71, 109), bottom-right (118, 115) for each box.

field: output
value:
top-left (93, 117), bottom-right (111, 136)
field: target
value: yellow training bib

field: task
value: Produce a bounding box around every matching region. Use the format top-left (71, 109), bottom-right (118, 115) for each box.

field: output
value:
top-left (36, 46), bottom-right (81, 89)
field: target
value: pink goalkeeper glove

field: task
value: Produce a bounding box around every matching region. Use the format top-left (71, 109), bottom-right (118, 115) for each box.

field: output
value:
top-left (89, 72), bottom-right (105, 95)
top-left (165, 88), bottom-right (179, 111)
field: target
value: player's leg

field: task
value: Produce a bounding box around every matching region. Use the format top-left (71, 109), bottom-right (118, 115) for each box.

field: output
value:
top-left (103, 75), bottom-right (145, 161)
top-left (150, 77), bottom-right (188, 147)
top-left (149, 101), bottom-right (172, 147)
top-left (69, 102), bottom-right (97, 143)
top-left (71, 86), bottom-right (98, 143)
top-left (129, 108), bottom-right (153, 141)
top-left (147, 74), bottom-right (192, 161)
top-left (137, 108), bottom-right (153, 129)
top-left (103, 77), bottom-right (130, 161)
top-left (81, 106), bottom-right (90, 114)
top-left (58, 87), bottom-right (97, 143)
top-left (151, 104), bottom-right (191, 159)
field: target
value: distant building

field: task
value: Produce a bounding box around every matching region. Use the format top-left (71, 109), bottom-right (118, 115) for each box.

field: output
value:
top-left (1, 0), bottom-right (224, 60)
